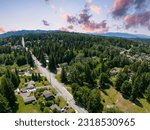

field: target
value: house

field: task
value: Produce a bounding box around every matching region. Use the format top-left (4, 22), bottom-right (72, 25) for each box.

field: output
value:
top-left (110, 70), bottom-right (119, 76)
top-left (43, 90), bottom-right (54, 100)
top-left (15, 88), bottom-right (20, 94)
top-left (20, 88), bottom-right (27, 93)
top-left (50, 104), bottom-right (61, 112)
top-left (58, 62), bottom-right (68, 68)
top-left (24, 96), bottom-right (36, 104)
top-left (25, 81), bottom-right (35, 89)
top-left (44, 54), bottom-right (49, 63)
top-left (18, 68), bottom-right (28, 72)
top-left (102, 58), bottom-right (107, 61)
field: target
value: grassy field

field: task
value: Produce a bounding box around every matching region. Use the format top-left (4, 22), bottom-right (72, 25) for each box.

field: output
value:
top-left (50, 88), bottom-right (58, 95)
top-left (55, 74), bottom-right (61, 82)
top-left (101, 87), bottom-right (150, 113)
top-left (16, 95), bottom-right (41, 113)
top-left (54, 96), bottom-right (67, 109)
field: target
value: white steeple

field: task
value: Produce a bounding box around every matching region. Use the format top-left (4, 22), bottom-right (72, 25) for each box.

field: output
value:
top-left (22, 37), bottom-right (25, 48)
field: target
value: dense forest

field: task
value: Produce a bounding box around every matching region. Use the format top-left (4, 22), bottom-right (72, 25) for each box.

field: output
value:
top-left (0, 32), bottom-right (150, 113)
top-left (0, 45), bottom-right (34, 112)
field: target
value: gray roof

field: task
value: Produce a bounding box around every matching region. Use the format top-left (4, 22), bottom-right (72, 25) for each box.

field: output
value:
top-left (50, 104), bottom-right (61, 111)
top-left (25, 81), bottom-right (35, 89)
top-left (110, 70), bottom-right (119, 75)
top-left (21, 88), bottom-right (27, 93)
top-left (43, 90), bottom-right (54, 98)
top-left (24, 96), bottom-right (36, 103)
top-left (58, 62), bottom-right (68, 67)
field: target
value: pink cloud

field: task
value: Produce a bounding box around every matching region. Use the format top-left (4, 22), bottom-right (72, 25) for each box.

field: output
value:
top-left (86, 0), bottom-right (93, 3)
top-left (124, 11), bottom-right (150, 30)
top-left (64, 4), bottom-right (109, 33)
top-left (82, 20), bottom-right (109, 33)
top-left (0, 26), bottom-right (5, 33)
top-left (90, 5), bottom-right (101, 14)
top-left (59, 27), bottom-right (68, 32)
top-left (68, 25), bottom-right (74, 30)
top-left (112, 0), bottom-right (148, 18)
top-left (60, 12), bottom-right (68, 20)
top-left (112, 0), bottom-right (133, 17)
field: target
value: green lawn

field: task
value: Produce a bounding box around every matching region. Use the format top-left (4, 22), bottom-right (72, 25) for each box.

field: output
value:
top-left (50, 88), bottom-right (58, 95)
top-left (18, 78), bottom-right (25, 89)
top-left (67, 108), bottom-right (75, 113)
top-left (35, 77), bottom-right (50, 87)
top-left (55, 96), bottom-right (67, 109)
top-left (55, 74), bottom-right (73, 95)
top-left (66, 87), bottom-right (73, 95)
top-left (55, 74), bottom-right (61, 82)
top-left (16, 95), bottom-right (41, 113)
top-left (101, 87), bottom-right (150, 113)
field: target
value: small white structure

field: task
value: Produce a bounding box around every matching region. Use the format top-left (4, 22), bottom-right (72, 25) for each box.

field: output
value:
top-left (22, 37), bottom-right (25, 48)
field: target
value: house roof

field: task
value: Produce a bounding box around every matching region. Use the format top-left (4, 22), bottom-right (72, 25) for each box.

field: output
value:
top-left (24, 96), bottom-right (36, 103)
top-left (21, 88), bottom-right (27, 93)
top-left (25, 81), bottom-right (35, 89)
top-left (58, 62), bottom-right (68, 67)
top-left (43, 90), bottom-right (54, 98)
top-left (110, 70), bottom-right (119, 75)
top-left (50, 104), bottom-right (61, 111)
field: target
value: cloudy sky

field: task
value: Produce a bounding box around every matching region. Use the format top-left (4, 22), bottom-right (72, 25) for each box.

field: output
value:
top-left (0, 0), bottom-right (150, 35)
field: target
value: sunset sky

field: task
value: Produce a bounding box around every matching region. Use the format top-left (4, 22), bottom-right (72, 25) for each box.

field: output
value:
top-left (0, 0), bottom-right (150, 35)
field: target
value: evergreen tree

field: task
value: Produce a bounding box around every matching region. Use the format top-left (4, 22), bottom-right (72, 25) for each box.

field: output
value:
top-left (27, 52), bottom-right (34, 67)
top-left (99, 73), bottom-right (111, 89)
top-left (5, 69), bottom-right (20, 89)
top-left (146, 85), bottom-right (150, 103)
top-left (120, 80), bottom-right (132, 97)
top-left (115, 72), bottom-right (128, 91)
top-left (16, 55), bottom-right (27, 66)
top-left (0, 94), bottom-right (12, 113)
top-left (87, 89), bottom-right (103, 113)
top-left (48, 55), bottom-right (56, 72)
top-left (60, 67), bottom-right (67, 83)
top-left (0, 77), bottom-right (16, 110)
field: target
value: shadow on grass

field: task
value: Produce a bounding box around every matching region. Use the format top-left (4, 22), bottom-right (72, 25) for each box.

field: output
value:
top-left (122, 94), bottom-right (143, 108)
top-left (133, 100), bottom-right (143, 108)
top-left (101, 89), bottom-right (108, 96)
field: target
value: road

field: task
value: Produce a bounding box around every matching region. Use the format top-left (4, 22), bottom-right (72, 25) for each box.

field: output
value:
top-left (31, 53), bottom-right (88, 113)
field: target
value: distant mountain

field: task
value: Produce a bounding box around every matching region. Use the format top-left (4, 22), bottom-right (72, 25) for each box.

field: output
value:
top-left (0, 30), bottom-right (60, 38)
top-left (1, 30), bottom-right (150, 39)
top-left (94, 32), bottom-right (150, 39)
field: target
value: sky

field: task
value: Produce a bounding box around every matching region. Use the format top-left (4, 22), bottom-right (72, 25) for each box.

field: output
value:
top-left (0, 0), bottom-right (150, 35)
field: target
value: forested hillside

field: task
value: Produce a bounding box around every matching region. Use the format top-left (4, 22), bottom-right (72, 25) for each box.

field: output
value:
top-left (0, 32), bottom-right (150, 113)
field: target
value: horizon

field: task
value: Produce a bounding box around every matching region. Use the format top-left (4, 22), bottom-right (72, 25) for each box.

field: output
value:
top-left (0, 0), bottom-right (150, 35)
top-left (1, 29), bottom-right (150, 37)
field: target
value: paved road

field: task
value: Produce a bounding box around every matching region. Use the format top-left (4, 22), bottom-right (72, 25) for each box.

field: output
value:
top-left (31, 53), bottom-right (88, 113)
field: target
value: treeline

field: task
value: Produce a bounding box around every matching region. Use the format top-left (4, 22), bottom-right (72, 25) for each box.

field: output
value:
top-left (0, 45), bottom-right (34, 67)
top-left (0, 68), bottom-right (20, 112)
top-left (0, 45), bottom-right (33, 112)
top-left (115, 61), bottom-right (150, 102)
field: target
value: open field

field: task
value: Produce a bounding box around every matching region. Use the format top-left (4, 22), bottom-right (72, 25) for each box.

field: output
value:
top-left (101, 87), bottom-right (150, 113)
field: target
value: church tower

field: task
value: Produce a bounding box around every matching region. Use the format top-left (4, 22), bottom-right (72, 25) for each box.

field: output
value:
top-left (22, 37), bottom-right (25, 48)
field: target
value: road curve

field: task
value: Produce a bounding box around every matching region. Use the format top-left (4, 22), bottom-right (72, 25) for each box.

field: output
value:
top-left (31, 53), bottom-right (88, 113)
